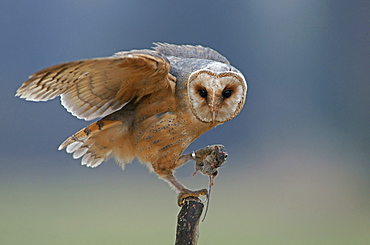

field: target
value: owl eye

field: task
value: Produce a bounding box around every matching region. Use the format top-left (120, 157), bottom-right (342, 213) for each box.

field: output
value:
top-left (198, 89), bottom-right (208, 98)
top-left (222, 89), bottom-right (232, 98)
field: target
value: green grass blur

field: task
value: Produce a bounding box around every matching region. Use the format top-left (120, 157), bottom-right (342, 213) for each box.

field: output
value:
top-left (1, 153), bottom-right (369, 245)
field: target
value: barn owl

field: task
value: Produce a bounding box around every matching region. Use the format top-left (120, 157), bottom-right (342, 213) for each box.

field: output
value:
top-left (16, 43), bottom-right (247, 205)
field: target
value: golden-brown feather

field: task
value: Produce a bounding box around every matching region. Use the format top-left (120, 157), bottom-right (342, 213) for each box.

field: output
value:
top-left (16, 52), bottom-right (175, 121)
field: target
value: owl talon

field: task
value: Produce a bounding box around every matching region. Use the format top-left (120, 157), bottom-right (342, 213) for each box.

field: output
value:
top-left (177, 188), bottom-right (208, 206)
top-left (193, 145), bottom-right (227, 179)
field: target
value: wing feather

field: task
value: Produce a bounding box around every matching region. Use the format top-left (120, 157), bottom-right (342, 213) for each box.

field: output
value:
top-left (16, 51), bottom-right (175, 121)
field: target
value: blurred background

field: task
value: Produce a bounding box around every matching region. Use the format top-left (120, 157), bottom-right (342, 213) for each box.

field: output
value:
top-left (1, 1), bottom-right (369, 244)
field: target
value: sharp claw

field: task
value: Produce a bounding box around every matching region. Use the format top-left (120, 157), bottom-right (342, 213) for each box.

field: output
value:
top-left (177, 188), bottom-right (208, 206)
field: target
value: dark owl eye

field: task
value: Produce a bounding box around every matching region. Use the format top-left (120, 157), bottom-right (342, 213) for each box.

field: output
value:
top-left (222, 89), bottom-right (232, 98)
top-left (198, 89), bottom-right (208, 98)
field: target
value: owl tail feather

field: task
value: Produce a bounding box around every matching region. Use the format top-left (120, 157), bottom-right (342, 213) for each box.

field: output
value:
top-left (58, 119), bottom-right (127, 168)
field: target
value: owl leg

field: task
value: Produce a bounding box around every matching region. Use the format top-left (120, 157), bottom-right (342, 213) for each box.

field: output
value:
top-left (163, 145), bottom-right (227, 206)
top-left (162, 174), bottom-right (208, 206)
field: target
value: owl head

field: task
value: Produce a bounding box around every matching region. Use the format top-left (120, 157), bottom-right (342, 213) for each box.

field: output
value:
top-left (188, 68), bottom-right (247, 124)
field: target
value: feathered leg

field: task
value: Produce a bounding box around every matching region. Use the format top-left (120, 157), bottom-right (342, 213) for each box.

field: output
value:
top-left (163, 144), bottom-right (227, 206)
top-left (162, 174), bottom-right (208, 206)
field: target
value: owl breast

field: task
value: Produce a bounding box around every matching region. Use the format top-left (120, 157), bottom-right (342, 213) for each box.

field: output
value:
top-left (134, 110), bottom-right (212, 175)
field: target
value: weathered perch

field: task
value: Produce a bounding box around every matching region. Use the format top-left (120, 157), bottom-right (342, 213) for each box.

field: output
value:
top-left (175, 197), bottom-right (204, 245)
top-left (174, 144), bottom-right (228, 244)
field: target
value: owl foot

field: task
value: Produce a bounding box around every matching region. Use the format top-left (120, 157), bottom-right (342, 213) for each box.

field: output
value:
top-left (177, 188), bottom-right (208, 206)
top-left (162, 174), bottom-right (208, 206)
top-left (191, 144), bottom-right (228, 184)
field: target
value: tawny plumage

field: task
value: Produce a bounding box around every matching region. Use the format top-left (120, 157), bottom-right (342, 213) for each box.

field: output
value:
top-left (16, 43), bottom-right (247, 204)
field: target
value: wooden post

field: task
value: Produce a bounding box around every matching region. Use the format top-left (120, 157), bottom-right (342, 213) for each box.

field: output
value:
top-left (175, 197), bottom-right (204, 245)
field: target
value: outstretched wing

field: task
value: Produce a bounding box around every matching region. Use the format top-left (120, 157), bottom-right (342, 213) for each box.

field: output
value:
top-left (16, 50), bottom-right (176, 121)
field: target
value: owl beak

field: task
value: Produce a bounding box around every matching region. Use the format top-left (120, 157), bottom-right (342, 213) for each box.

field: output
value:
top-left (209, 102), bottom-right (221, 122)
top-left (211, 111), bottom-right (217, 122)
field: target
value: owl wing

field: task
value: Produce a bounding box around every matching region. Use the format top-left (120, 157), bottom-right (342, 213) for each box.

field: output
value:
top-left (16, 50), bottom-right (176, 121)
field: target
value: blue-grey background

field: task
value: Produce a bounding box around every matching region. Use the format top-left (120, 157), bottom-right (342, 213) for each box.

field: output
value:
top-left (1, 1), bottom-right (369, 244)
